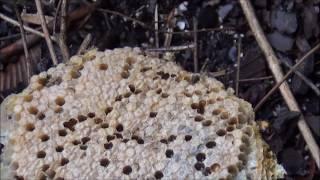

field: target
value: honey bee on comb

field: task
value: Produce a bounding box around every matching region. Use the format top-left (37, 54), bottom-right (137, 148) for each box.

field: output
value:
top-left (0, 48), bottom-right (285, 179)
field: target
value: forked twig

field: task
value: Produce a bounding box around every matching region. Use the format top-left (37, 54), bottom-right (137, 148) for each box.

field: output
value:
top-left (35, 0), bottom-right (58, 65)
top-left (53, 0), bottom-right (62, 34)
top-left (0, 12), bottom-right (57, 41)
top-left (255, 43), bottom-right (320, 110)
top-left (239, 0), bottom-right (320, 168)
top-left (239, 76), bottom-right (273, 82)
top-left (281, 60), bottom-right (320, 96)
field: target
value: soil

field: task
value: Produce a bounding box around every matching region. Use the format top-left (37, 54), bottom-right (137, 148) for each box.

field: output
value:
top-left (0, 0), bottom-right (319, 179)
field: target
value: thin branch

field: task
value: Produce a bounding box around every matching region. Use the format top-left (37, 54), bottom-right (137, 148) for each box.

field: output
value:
top-left (255, 43), bottom-right (320, 110)
top-left (98, 8), bottom-right (152, 29)
top-left (159, 27), bottom-right (236, 34)
top-left (193, 17), bottom-right (198, 73)
top-left (239, 0), bottom-right (320, 168)
top-left (14, 6), bottom-right (32, 82)
top-left (235, 36), bottom-right (242, 96)
top-left (77, 33), bottom-right (92, 55)
top-left (146, 44), bottom-right (195, 52)
top-left (0, 12), bottom-right (57, 41)
top-left (0, 3), bottom-right (95, 63)
top-left (239, 76), bottom-right (273, 82)
top-left (281, 60), bottom-right (320, 96)
top-left (98, 7), bottom-right (235, 36)
top-left (207, 70), bottom-right (231, 78)
top-left (35, 0), bottom-right (58, 65)
top-left (200, 58), bottom-right (210, 73)
top-left (164, 9), bottom-right (175, 48)
top-left (53, 0), bottom-right (62, 34)
top-left (58, 0), bottom-right (70, 62)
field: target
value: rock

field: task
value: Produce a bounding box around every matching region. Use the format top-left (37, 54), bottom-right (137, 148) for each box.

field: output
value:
top-left (267, 31), bottom-right (294, 52)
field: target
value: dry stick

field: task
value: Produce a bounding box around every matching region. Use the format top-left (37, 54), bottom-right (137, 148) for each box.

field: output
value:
top-left (0, 4), bottom-right (95, 63)
top-left (255, 43), bottom-right (320, 110)
top-left (160, 27), bottom-right (235, 34)
top-left (193, 17), bottom-right (198, 73)
top-left (98, 7), bottom-right (235, 35)
top-left (235, 37), bottom-right (242, 96)
top-left (239, 0), bottom-right (320, 168)
top-left (208, 70), bottom-right (230, 78)
top-left (281, 60), bottom-right (320, 96)
top-left (97, 7), bottom-right (236, 40)
top-left (239, 76), bottom-right (273, 82)
top-left (0, 12), bottom-right (57, 41)
top-left (14, 6), bottom-right (32, 83)
top-left (0, 33), bottom-right (21, 41)
top-left (154, 4), bottom-right (159, 57)
top-left (200, 58), bottom-right (210, 73)
top-left (77, 33), bottom-right (92, 55)
top-left (146, 44), bottom-right (195, 52)
top-left (53, 0), bottom-right (63, 34)
top-left (59, 0), bottom-right (70, 62)
top-left (21, 13), bottom-right (54, 25)
top-left (35, 0), bottom-right (58, 65)
top-left (97, 8), bottom-right (152, 29)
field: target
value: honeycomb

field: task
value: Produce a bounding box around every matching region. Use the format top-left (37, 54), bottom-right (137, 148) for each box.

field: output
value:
top-left (0, 48), bottom-right (284, 179)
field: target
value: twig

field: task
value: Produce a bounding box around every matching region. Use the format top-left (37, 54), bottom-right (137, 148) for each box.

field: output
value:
top-left (164, 9), bottom-right (175, 48)
top-left (193, 17), bottom-right (198, 73)
top-left (0, 12), bottom-right (57, 41)
top-left (235, 36), bottom-right (242, 96)
top-left (35, 0), bottom-right (58, 65)
top-left (76, 12), bottom-right (92, 30)
top-left (58, 0), bottom-right (70, 62)
top-left (239, 0), bottom-right (320, 168)
top-left (255, 43), bottom-right (320, 110)
top-left (97, 8), bottom-right (152, 29)
top-left (239, 76), bottom-right (273, 82)
top-left (77, 33), bottom-right (92, 55)
top-left (281, 60), bottom-right (320, 96)
top-left (146, 44), bottom-right (195, 52)
top-left (154, 4), bottom-right (159, 57)
top-left (53, 0), bottom-right (62, 34)
top-left (159, 27), bottom-right (236, 34)
top-left (14, 6), bottom-right (32, 82)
